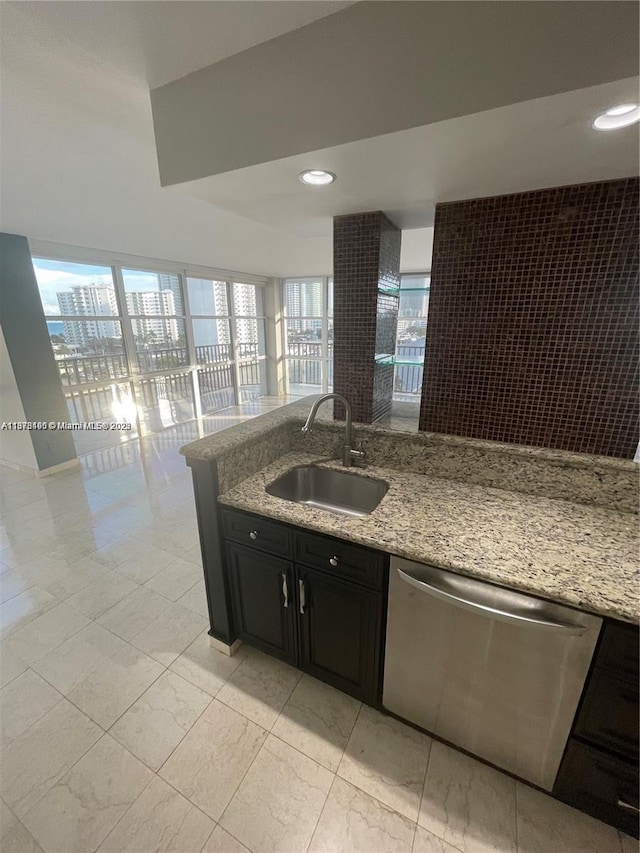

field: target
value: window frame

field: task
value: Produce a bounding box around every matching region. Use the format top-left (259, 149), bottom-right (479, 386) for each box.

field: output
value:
top-left (281, 276), bottom-right (333, 395)
top-left (30, 242), bottom-right (270, 439)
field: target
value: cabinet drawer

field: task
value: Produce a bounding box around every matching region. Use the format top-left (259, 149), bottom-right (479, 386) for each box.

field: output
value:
top-left (597, 621), bottom-right (639, 685)
top-left (575, 666), bottom-right (639, 760)
top-left (221, 509), bottom-right (292, 559)
top-left (554, 739), bottom-right (639, 837)
top-left (294, 530), bottom-right (386, 590)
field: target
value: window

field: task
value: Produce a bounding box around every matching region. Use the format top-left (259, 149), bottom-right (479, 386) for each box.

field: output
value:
top-left (33, 253), bottom-right (270, 453)
top-left (283, 277), bottom-right (332, 395)
top-left (234, 283), bottom-right (267, 401)
top-left (122, 269), bottom-right (187, 372)
top-left (32, 258), bottom-right (137, 452)
top-left (394, 275), bottom-right (430, 400)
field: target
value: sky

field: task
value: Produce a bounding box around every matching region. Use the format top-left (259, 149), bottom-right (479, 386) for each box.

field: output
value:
top-left (32, 258), bottom-right (165, 316)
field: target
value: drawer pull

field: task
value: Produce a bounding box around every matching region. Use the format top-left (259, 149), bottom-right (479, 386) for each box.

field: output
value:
top-left (282, 573), bottom-right (289, 609)
top-left (249, 530), bottom-right (259, 540)
top-left (299, 579), bottom-right (306, 615)
top-left (329, 556), bottom-right (339, 567)
top-left (617, 799), bottom-right (640, 814)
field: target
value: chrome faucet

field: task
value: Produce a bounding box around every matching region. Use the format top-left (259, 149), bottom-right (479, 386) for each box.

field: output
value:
top-left (301, 393), bottom-right (365, 468)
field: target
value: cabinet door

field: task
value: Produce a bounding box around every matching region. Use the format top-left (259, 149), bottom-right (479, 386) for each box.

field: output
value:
top-left (226, 543), bottom-right (296, 664)
top-left (575, 667), bottom-right (639, 760)
top-left (554, 739), bottom-right (639, 838)
top-left (296, 565), bottom-right (383, 705)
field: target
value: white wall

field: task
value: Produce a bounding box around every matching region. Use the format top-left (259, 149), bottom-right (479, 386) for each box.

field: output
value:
top-left (0, 327), bottom-right (39, 470)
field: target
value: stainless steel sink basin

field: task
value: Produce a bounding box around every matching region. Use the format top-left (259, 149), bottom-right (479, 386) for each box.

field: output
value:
top-left (266, 466), bottom-right (388, 517)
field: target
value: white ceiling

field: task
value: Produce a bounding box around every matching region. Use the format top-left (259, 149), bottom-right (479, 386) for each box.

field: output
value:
top-left (0, 1), bottom-right (637, 279)
top-left (180, 77), bottom-right (640, 238)
top-left (8, 1), bottom-right (355, 88)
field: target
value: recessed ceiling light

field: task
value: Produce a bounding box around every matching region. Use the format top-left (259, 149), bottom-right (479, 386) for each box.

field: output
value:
top-left (299, 169), bottom-right (336, 186)
top-left (593, 104), bottom-right (640, 131)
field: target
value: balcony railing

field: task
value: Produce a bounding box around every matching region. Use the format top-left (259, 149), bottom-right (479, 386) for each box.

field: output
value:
top-left (56, 342), bottom-right (262, 387)
top-left (56, 353), bottom-right (128, 385)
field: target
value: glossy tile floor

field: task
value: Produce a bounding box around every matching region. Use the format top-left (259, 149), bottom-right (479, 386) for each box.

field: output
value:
top-left (0, 407), bottom-right (636, 852)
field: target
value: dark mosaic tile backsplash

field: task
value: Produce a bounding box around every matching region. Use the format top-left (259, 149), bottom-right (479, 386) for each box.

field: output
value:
top-left (333, 211), bottom-right (401, 423)
top-left (419, 178), bottom-right (639, 458)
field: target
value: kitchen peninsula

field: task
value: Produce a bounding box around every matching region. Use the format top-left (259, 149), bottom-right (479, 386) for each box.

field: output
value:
top-left (181, 397), bottom-right (639, 835)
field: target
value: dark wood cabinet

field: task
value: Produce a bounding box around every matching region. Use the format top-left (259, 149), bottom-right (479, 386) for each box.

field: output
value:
top-left (297, 565), bottom-right (383, 704)
top-left (554, 619), bottom-right (639, 837)
top-left (226, 543), bottom-right (296, 664)
top-left (555, 740), bottom-right (639, 838)
top-left (221, 508), bottom-right (387, 705)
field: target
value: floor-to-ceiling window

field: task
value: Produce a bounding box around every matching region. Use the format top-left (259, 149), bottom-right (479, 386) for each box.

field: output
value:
top-left (32, 252), bottom-right (269, 453)
top-left (282, 277), bottom-right (333, 395)
top-left (282, 274), bottom-right (427, 403)
top-left (394, 274), bottom-right (430, 401)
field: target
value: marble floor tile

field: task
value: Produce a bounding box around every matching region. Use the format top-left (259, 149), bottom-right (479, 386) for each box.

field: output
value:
top-left (97, 586), bottom-right (173, 642)
top-left (22, 734), bottom-right (152, 853)
top-left (0, 801), bottom-right (44, 853)
top-left (3, 603), bottom-right (90, 665)
top-left (160, 699), bottom-right (267, 821)
top-left (32, 621), bottom-right (126, 695)
top-left (97, 775), bottom-right (214, 853)
top-left (0, 670), bottom-right (62, 747)
top-left (0, 698), bottom-right (101, 817)
top-left (35, 555), bottom-right (111, 600)
top-left (129, 600), bottom-right (207, 666)
top-left (66, 573), bottom-right (139, 619)
top-left (0, 570), bottom-right (31, 604)
top-left (272, 674), bottom-right (361, 772)
top-left (216, 646), bottom-right (301, 730)
top-left (202, 826), bottom-right (250, 853)
top-left (176, 579), bottom-right (209, 618)
top-left (109, 670), bottom-right (211, 770)
top-left (413, 825), bottom-right (463, 853)
top-left (113, 545), bottom-right (177, 584)
top-left (516, 782), bottom-right (624, 853)
top-left (145, 558), bottom-right (202, 601)
top-left (0, 586), bottom-right (58, 640)
top-left (309, 776), bottom-right (415, 853)
top-left (337, 705), bottom-right (431, 822)
top-left (419, 741), bottom-right (517, 853)
top-left (0, 643), bottom-right (28, 687)
top-left (221, 733), bottom-right (333, 853)
top-left (155, 527), bottom-right (200, 559)
top-left (67, 641), bottom-right (164, 729)
top-left (169, 631), bottom-right (245, 696)
top-left (90, 537), bottom-right (144, 571)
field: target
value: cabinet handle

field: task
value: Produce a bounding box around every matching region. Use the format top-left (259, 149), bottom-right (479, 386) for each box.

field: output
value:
top-left (299, 579), bottom-right (306, 615)
top-left (329, 556), bottom-right (339, 567)
top-left (281, 573), bottom-right (289, 609)
top-left (249, 530), bottom-right (259, 540)
top-left (617, 799), bottom-right (640, 813)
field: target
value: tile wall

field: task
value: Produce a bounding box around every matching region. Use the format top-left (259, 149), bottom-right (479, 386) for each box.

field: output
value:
top-left (419, 178), bottom-right (639, 458)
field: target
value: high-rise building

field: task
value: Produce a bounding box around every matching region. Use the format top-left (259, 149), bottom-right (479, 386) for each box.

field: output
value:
top-left (126, 290), bottom-right (179, 344)
top-left (158, 274), bottom-right (183, 314)
top-left (56, 284), bottom-right (120, 345)
top-left (284, 280), bottom-right (322, 317)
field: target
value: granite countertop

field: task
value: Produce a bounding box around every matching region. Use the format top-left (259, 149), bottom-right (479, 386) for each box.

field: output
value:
top-left (218, 452), bottom-right (640, 624)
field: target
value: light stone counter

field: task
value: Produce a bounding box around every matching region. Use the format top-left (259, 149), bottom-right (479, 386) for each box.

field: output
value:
top-left (218, 452), bottom-right (639, 625)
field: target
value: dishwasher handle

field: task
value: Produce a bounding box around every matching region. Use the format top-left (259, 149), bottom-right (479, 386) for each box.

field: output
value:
top-left (397, 566), bottom-right (588, 635)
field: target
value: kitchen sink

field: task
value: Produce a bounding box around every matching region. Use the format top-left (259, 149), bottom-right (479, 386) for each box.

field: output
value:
top-left (266, 466), bottom-right (388, 517)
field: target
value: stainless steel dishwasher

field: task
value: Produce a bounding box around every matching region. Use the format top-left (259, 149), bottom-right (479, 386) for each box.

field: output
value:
top-left (383, 557), bottom-right (602, 791)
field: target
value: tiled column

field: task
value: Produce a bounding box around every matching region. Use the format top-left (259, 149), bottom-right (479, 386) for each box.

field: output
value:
top-left (333, 212), bottom-right (401, 423)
